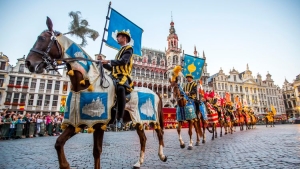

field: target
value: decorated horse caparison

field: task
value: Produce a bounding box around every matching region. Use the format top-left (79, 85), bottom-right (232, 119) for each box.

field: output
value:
top-left (25, 17), bottom-right (167, 169)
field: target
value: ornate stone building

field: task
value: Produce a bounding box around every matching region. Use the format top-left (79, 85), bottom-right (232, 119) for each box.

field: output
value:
top-left (0, 52), bottom-right (10, 112)
top-left (208, 64), bottom-right (284, 115)
top-left (3, 55), bottom-right (71, 115)
top-left (131, 19), bottom-right (209, 107)
top-left (282, 75), bottom-right (300, 118)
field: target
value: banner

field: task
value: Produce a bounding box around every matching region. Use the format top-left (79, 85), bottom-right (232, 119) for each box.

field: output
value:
top-left (182, 54), bottom-right (205, 80)
top-left (106, 8), bottom-right (143, 56)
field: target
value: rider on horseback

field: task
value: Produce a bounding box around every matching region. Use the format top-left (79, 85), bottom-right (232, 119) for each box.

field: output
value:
top-left (183, 74), bottom-right (200, 114)
top-left (99, 31), bottom-right (134, 126)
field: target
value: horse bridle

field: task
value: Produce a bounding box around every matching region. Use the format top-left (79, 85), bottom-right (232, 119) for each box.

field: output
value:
top-left (30, 31), bottom-right (62, 72)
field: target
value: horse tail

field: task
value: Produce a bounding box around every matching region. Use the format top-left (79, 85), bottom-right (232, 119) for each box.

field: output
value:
top-left (157, 92), bottom-right (164, 132)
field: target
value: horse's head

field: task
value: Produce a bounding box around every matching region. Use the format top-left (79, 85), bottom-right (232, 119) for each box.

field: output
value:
top-left (25, 17), bottom-right (62, 73)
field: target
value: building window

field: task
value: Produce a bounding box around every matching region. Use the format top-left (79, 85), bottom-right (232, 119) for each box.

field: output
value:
top-left (218, 83), bottom-right (220, 90)
top-left (225, 84), bottom-right (227, 90)
top-left (30, 79), bottom-right (36, 89)
top-left (136, 68), bottom-right (140, 76)
top-left (23, 78), bottom-right (29, 86)
top-left (39, 79), bottom-right (45, 90)
top-left (37, 94), bottom-right (43, 106)
top-left (28, 94), bottom-right (34, 105)
top-left (0, 62), bottom-right (6, 70)
top-left (5, 92), bottom-right (12, 102)
top-left (53, 95), bottom-right (58, 107)
top-left (44, 95), bottom-right (50, 106)
top-left (245, 87), bottom-right (248, 92)
top-left (235, 85), bottom-right (238, 92)
top-left (13, 93), bottom-right (20, 103)
top-left (63, 82), bottom-right (68, 92)
top-left (47, 80), bottom-right (53, 90)
top-left (240, 86), bottom-right (243, 92)
top-left (221, 76), bottom-right (223, 81)
top-left (234, 75), bottom-right (236, 82)
top-left (9, 76), bottom-right (15, 85)
top-left (254, 88), bottom-right (256, 93)
top-left (55, 81), bottom-right (60, 90)
top-left (151, 71), bottom-right (154, 78)
top-left (16, 77), bottom-right (22, 85)
top-left (0, 75), bottom-right (4, 87)
top-left (230, 85), bottom-right (233, 91)
top-left (222, 83), bottom-right (224, 90)
top-left (19, 64), bottom-right (25, 73)
top-left (20, 93), bottom-right (26, 103)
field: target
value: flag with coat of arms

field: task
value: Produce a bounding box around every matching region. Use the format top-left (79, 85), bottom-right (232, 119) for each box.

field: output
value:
top-left (182, 54), bottom-right (206, 80)
top-left (105, 8), bottom-right (143, 56)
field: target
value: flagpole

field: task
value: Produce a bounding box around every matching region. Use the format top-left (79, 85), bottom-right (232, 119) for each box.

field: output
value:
top-left (99, 1), bottom-right (112, 55)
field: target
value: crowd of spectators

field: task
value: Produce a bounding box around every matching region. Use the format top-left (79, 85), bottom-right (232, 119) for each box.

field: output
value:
top-left (0, 109), bottom-right (64, 140)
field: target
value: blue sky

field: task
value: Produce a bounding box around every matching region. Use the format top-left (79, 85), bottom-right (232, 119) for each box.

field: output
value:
top-left (0, 0), bottom-right (299, 86)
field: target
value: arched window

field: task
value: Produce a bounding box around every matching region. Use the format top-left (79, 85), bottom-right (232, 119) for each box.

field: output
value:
top-left (173, 55), bottom-right (178, 64)
top-left (141, 68), bottom-right (145, 77)
top-left (136, 67), bottom-right (140, 76)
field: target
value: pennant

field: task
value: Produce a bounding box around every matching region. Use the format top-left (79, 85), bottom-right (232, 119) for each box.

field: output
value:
top-left (106, 8), bottom-right (143, 56)
top-left (182, 54), bottom-right (205, 80)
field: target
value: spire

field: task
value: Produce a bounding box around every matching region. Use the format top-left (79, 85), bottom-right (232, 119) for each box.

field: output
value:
top-left (171, 11), bottom-right (173, 22)
top-left (247, 63), bottom-right (249, 70)
top-left (194, 45), bottom-right (198, 56)
top-left (203, 50), bottom-right (206, 59)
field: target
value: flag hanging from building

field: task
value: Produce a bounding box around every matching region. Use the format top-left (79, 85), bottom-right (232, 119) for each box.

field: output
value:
top-left (182, 54), bottom-right (205, 80)
top-left (106, 8), bottom-right (143, 56)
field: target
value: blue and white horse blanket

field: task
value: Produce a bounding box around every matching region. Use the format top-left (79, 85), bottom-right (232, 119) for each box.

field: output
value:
top-left (57, 35), bottom-right (161, 128)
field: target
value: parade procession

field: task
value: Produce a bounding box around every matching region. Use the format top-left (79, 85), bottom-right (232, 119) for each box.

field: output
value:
top-left (0, 1), bottom-right (300, 169)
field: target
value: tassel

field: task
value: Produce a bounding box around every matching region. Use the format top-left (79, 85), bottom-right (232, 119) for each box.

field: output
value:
top-left (156, 123), bottom-right (161, 130)
top-left (61, 124), bottom-right (67, 130)
top-left (68, 70), bottom-right (74, 76)
top-left (57, 60), bottom-right (63, 65)
top-left (101, 124), bottom-right (107, 131)
top-left (80, 80), bottom-right (85, 85)
top-left (154, 124), bottom-right (158, 130)
top-left (87, 127), bottom-right (94, 133)
top-left (75, 127), bottom-right (81, 133)
top-left (132, 123), bottom-right (136, 128)
top-left (139, 124), bottom-right (143, 130)
top-left (87, 84), bottom-right (94, 91)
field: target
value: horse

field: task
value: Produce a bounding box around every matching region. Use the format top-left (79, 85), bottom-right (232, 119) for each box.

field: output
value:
top-left (204, 99), bottom-right (219, 140)
top-left (25, 17), bottom-right (167, 169)
top-left (169, 77), bottom-right (203, 150)
top-left (235, 108), bottom-right (246, 131)
top-left (223, 105), bottom-right (234, 135)
top-left (249, 113), bottom-right (257, 129)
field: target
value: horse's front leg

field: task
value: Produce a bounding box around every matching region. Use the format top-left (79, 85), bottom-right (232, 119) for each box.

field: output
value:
top-left (155, 126), bottom-right (167, 162)
top-left (133, 123), bottom-right (147, 169)
top-left (93, 123), bottom-right (105, 169)
top-left (55, 125), bottom-right (76, 169)
top-left (177, 121), bottom-right (185, 148)
top-left (215, 123), bottom-right (218, 138)
top-left (202, 120), bottom-right (206, 143)
top-left (193, 120), bottom-right (201, 146)
top-left (219, 122), bottom-right (222, 137)
top-left (187, 120), bottom-right (193, 150)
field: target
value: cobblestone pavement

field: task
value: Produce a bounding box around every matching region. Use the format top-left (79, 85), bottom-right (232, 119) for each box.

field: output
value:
top-left (1, 124), bottom-right (300, 169)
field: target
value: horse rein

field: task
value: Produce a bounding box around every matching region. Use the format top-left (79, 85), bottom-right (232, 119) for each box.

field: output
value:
top-left (30, 31), bottom-right (62, 73)
top-left (30, 30), bottom-right (109, 89)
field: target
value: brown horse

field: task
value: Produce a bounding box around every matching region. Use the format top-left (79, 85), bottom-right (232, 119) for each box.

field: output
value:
top-left (169, 77), bottom-right (203, 150)
top-left (25, 17), bottom-right (167, 169)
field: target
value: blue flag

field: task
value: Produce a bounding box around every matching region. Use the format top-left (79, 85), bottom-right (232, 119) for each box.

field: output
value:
top-left (106, 8), bottom-right (143, 56)
top-left (182, 54), bottom-right (205, 80)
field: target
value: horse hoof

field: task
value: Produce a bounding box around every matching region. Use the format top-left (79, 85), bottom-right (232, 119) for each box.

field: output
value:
top-left (180, 144), bottom-right (185, 149)
top-left (162, 156), bottom-right (167, 162)
top-left (187, 146), bottom-right (193, 150)
top-left (202, 140), bottom-right (206, 144)
top-left (195, 142), bottom-right (201, 146)
top-left (225, 132), bottom-right (227, 135)
top-left (133, 166), bottom-right (140, 169)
